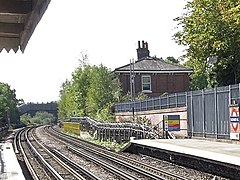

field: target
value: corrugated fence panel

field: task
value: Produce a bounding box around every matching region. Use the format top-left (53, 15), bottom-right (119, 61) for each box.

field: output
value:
top-left (217, 86), bottom-right (230, 137)
top-left (204, 88), bottom-right (216, 137)
top-left (187, 92), bottom-right (193, 136)
top-left (192, 90), bottom-right (204, 136)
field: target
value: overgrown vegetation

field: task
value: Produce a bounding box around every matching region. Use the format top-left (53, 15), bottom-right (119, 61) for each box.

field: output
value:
top-left (63, 130), bottom-right (128, 152)
top-left (20, 111), bottom-right (54, 125)
top-left (119, 91), bottom-right (149, 103)
top-left (124, 116), bottom-right (153, 127)
top-left (83, 137), bottom-right (129, 152)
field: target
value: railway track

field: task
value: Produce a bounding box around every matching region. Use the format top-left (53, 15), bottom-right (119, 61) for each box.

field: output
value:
top-left (15, 125), bottom-right (221, 179)
top-left (16, 127), bottom-right (100, 180)
top-left (17, 127), bottom-right (52, 180)
top-left (46, 125), bottom-right (187, 180)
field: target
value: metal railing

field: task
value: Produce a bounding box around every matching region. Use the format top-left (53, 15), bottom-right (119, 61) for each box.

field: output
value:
top-left (115, 92), bottom-right (187, 113)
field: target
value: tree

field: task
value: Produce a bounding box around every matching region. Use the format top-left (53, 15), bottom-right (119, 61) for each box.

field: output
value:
top-left (0, 82), bottom-right (20, 127)
top-left (20, 114), bottom-right (32, 125)
top-left (71, 65), bottom-right (91, 116)
top-left (120, 91), bottom-right (149, 102)
top-left (34, 111), bottom-right (54, 124)
top-left (20, 111), bottom-right (54, 125)
top-left (164, 56), bottom-right (180, 64)
top-left (58, 61), bottom-right (121, 121)
top-left (58, 80), bottom-right (70, 120)
top-left (174, 0), bottom-right (240, 89)
top-left (86, 64), bottom-right (120, 118)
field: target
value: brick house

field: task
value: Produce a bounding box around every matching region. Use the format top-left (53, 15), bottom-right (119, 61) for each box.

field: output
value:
top-left (114, 41), bottom-right (193, 97)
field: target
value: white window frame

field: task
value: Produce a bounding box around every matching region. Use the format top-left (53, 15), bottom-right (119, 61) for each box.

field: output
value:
top-left (141, 75), bottom-right (152, 93)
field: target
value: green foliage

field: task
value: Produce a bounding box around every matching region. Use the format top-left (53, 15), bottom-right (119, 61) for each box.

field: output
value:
top-left (83, 137), bottom-right (129, 152)
top-left (120, 91), bottom-right (149, 102)
top-left (174, 0), bottom-right (240, 89)
top-left (20, 111), bottom-right (54, 125)
top-left (164, 56), bottom-right (180, 64)
top-left (20, 114), bottom-right (31, 125)
top-left (0, 82), bottom-right (20, 127)
top-left (124, 116), bottom-right (152, 127)
top-left (63, 129), bottom-right (128, 152)
top-left (58, 61), bottom-right (121, 122)
top-left (184, 58), bottom-right (208, 90)
top-left (95, 105), bottom-right (114, 122)
top-left (86, 65), bottom-right (116, 116)
top-left (135, 92), bottom-right (149, 101)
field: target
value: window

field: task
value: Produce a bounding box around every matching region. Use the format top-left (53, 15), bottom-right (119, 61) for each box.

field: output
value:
top-left (142, 75), bottom-right (152, 92)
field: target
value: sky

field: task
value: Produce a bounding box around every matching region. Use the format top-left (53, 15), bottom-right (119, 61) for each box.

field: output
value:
top-left (0, 0), bottom-right (188, 103)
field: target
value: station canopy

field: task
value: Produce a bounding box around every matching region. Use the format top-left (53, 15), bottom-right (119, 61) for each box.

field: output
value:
top-left (0, 0), bottom-right (51, 53)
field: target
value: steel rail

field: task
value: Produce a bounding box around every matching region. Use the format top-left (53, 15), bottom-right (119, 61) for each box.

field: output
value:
top-left (48, 126), bottom-right (186, 180)
top-left (30, 130), bottom-right (87, 180)
top-left (52, 126), bottom-right (186, 179)
top-left (25, 128), bottom-right (64, 180)
top-left (45, 126), bottom-right (137, 180)
top-left (67, 146), bottom-right (137, 180)
top-left (52, 149), bottom-right (102, 180)
top-left (13, 128), bottom-right (21, 154)
top-left (18, 127), bottom-right (40, 180)
top-left (68, 145), bottom-right (166, 180)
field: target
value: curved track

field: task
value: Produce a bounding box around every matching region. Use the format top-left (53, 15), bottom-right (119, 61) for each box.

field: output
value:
top-left (46, 125), bottom-right (187, 180)
top-left (16, 127), bottom-right (99, 180)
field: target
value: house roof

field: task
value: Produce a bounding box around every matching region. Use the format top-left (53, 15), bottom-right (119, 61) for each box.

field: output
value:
top-left (0, 0), bottom-right (51, 53)
top-left (114, 57), bottom-right (193, 74)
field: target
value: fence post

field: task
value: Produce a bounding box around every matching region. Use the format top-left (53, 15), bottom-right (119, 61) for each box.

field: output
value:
top-left (239, 83), bottom-right (240, 100)
top-left (175, 93), bottom-right (177, 108)
top-left (167, 94), bottom-right (169, 108)
top-left (159, 96), bottom-right (162, 109)
top-left (229, 85), bottom-right (231, 105)
top-left (191, 91), bottom-right (194, 137)
top-left (185, 91), bottom-right (188, 107)
top-left (140, 100), bottom-right (142, 111)
top-left (229, 85), bottom-right (232, 136)
top-left (202, 89), bottom-right (205, 137)
top-left (214, 87), bottom-right (218, 139)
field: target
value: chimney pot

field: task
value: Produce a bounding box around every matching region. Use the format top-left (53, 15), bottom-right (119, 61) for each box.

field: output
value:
top-left (136, 40), bottom-right (150, 60)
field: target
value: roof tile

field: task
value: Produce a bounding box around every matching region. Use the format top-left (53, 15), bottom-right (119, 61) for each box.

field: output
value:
top-left (114, 57), bottom-right (193, 73)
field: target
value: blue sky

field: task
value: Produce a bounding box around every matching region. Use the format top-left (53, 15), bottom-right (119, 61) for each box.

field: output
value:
top-left (0, 0), bottom-right (188, 103)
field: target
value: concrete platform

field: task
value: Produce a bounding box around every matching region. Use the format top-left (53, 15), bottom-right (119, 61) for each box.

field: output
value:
top-left (0, 142), bottom-right (25, 180)
top-left (127, 138), bottom-right (240, 179)
top-left (130, 138), bottom-right (240, 167)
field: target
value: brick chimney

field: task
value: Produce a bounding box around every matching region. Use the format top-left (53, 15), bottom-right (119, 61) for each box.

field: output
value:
top-left (136, 40), bottom-right (150, 60)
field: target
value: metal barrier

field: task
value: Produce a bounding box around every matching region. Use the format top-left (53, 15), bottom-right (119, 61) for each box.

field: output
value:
top-left (115, 92), bottom-right (187, 113)
top-left (115, 84), bottom-right (240, 139)
top-left (65, 117), bottom-right (155, 142)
